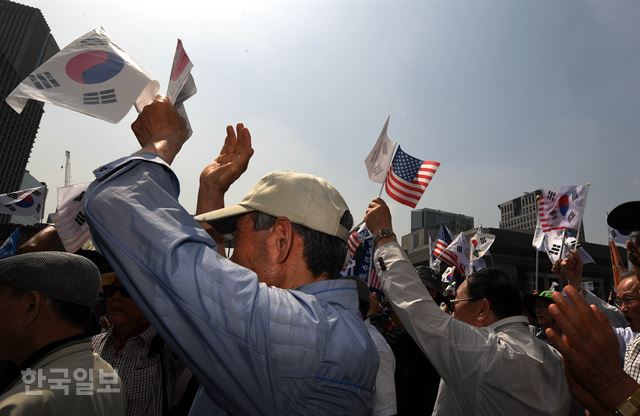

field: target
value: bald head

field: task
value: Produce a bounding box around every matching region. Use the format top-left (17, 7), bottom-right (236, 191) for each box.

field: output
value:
top-left (616, 275), bottom-right (640, 331)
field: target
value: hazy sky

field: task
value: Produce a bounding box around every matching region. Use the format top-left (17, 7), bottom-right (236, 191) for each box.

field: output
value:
top-left (21, 0), bottom-right (640, 245)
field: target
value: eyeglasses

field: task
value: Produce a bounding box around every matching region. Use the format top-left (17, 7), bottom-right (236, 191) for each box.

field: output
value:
top-left (615, 296), bottom-right (640, 308)
top-left (102, 285), bottom-right (131, 299)
top-left (449, 297), bottom-right (480, 311)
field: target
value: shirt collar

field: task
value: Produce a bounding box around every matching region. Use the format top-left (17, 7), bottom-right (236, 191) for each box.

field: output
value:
top-left (488, 315), bottom-right (530, 331)
top-left (295, 278), bottom-right (358, 309)
top-left (19, 333), bottom-right (89, 372)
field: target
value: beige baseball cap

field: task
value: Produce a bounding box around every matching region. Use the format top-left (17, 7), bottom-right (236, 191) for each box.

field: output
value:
top-left (194, 170), bottom-right (351, 242)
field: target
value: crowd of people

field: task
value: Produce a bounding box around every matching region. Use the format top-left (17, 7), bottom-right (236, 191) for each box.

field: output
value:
top-left (0, 97), bottom-right (639, 415)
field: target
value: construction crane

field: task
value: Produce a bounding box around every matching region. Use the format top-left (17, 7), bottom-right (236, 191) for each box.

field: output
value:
top-left (64, 150), bottom-right (71, 187)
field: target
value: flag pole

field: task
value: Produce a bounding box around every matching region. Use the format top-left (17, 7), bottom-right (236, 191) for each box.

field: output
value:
top-left (558, 228), bottom-right (568, 262)
top-left (378, 143), bottom-right (399, 198)
top-left (575, 183), bottom-right (590, 243)
top-left (534, 194), bottom-right (542, 292)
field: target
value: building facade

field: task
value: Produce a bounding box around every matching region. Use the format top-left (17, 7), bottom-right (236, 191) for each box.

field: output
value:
top-left (402, 208), bottom-right (474, 256)
top-left (498, 191), bottom-right (539, 231)
top-left (0, 0), bottom-right (58, 223)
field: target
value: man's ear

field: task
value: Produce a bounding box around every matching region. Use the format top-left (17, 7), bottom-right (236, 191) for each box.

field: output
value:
top-left (20, 290), bottom-right (46, 328)
top-left (476, 298), bottom-right (493, 324)
top-left (271, 217), bottom-right (294, 264)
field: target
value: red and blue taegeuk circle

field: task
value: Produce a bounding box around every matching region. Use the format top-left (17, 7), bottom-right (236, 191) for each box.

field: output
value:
top-left (65, 51), bottom-right (124, 84)
top-left (558, 194), bottom-right (570, 216)
top-left (15, 195), bottom-right (34, 208)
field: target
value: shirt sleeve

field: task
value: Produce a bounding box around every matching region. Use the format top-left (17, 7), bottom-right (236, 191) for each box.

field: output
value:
top-left (84, 154), bottom-right (281, 414)
top-left (374, 241), bottom-right (492, 385)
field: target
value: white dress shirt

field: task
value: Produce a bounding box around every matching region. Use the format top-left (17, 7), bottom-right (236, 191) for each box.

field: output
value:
top-left (365, 320), bottom-right (397, 416)
top-left (375, 242), bottom-right (571, 416)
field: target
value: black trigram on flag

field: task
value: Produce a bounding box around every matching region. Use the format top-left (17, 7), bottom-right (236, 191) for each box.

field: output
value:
top-left (74, 211), bottom-right (87, 226)
top-left (73, 192), bottom-right (86, 202)
top-left (546, 191), bottom-right (556, 201)
top-left (549, 243), bottom-right (562, 256)
top-left (79, 37), bottom-right (109, 47)
top-left (29, 72), bottom-right (60, 89)
top-left (479, 236), bottom-right (487, 244)
top-left (456, 245), bottom-right (463, 253)
top-left (567, 211), bottom-right (576, 223)
top-left (84, 89), bottom-right (117, 105)
top-left (32, 189), bottom-right (42, 197)
top-left (5, 205), bottom-right (16, 212)
top-left (548, 210), bottom-right (558, 220)
top-left (35, 203), bottom-right (41, 213)
top-left (6, 192), bottom-right (17, 199)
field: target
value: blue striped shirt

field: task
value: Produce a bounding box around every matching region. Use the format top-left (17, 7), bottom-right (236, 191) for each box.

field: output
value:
top-left (84, 153), bottom-right (378, 415)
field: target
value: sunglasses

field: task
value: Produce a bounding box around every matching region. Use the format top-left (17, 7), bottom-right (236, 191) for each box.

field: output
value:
top-left (102, 285), bottom-right (131, 299)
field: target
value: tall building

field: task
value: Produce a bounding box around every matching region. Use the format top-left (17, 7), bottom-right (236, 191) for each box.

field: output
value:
top-left (498, 191), bottom-right (539, 232)
top-left (0, 0), bottom-right (58, 224)
top-left (402, 208), bottom-right (474, 255)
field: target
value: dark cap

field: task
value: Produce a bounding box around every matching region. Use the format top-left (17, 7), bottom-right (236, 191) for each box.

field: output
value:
top-left (607, 201), bottom-right (640, 231)
top-left (0, 252), bottom-right (101, 308)
top-left (415, 266), bottom-right (441, 291)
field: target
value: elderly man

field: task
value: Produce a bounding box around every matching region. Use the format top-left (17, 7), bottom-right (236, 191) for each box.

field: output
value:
top-left (83, 99), bottom-right (377, 415)
top-left (0, 252), bottom-right (124, 415)
top-left (364, 198), bottom-right (570, 415)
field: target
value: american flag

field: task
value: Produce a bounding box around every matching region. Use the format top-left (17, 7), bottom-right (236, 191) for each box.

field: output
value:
top-left (432, 225), bottom-right (458, 268)
top-left (347, 223), bottom-right (372, 258)
top-left (384, 146), bottom-right (440, 208)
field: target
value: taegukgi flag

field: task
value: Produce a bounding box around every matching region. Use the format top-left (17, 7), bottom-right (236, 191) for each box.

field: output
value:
top-left (0, 186), bottom-right (46, 218)
top-left (50, 183), bottom-right (92, 253)
top-left (365, 116), bottom-right (396, 184)
top-left (6, 27), bottom-right (159, 123)
top-left (469, 226), bottom-right (495, 261)
top-left (538, 185), bottom-right (588, 233)
top-left (166, 39), bottom-right (197, 138)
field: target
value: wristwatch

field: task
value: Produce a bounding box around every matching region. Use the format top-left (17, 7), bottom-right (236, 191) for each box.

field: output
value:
top-left (375, 228), bottom-right (395, 242)
top-left (615, 388), bottom-right (640, 416)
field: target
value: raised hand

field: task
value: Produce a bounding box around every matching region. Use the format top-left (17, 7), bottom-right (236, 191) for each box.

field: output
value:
top-left (131, 96), bottom-right (188, 165)
top-left (551, 249), bottom-right (584, 292)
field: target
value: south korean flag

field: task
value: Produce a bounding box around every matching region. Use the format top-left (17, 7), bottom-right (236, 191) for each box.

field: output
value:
top-left (6, 27), bottom-right (159, 123)
top-left (50, 183), bottom-right (92, 253)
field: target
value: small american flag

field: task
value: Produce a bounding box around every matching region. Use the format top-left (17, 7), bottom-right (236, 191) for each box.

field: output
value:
top-left (347, 223), bottom-right (372, 258)
top-left (384, 146), bottom-right (439, 208)
top-left (432, 224), bottom-right (458, 268)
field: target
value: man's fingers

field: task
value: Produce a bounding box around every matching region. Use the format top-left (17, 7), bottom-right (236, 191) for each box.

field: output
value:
top-left (545, 327), bottom-right (571, 358)
top-left (547, 296), bottom-right (580, 341)
top-left (220, 125), bottom-right (237, 154)
top-left (236, 124), bottom-right (253, 157)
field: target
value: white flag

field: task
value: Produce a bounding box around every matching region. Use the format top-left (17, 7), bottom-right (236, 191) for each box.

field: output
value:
top-left (532, 223), bottom-right (546, 252)
top-left (470, 258), bottom-right (488, 273)
top-left (6, 27), bottom-right (159, 123)
top-left (538, 185), bottom-right (588, 233)
top-left (50, 183), bottom-right (92, 253)
top-left (445, 232), bottom-right (470, 275)
top-left (365, 116), bottom-right (396, 183)
top-left (441, 266), bottom-right (455, 283)
top-left (544, 231), bottom-right (594, 265)
top-left (609, 227), bottom-right (632, 245)
top-left (0, 186), bottom-right (46, 218)
top-left (166, 39), bottom-right (196, 139)
top-left (469, 227), bottom-right (495, 261)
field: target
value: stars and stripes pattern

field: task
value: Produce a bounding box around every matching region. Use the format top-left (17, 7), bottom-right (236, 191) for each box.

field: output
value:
top-left (432, 224), bottom-right (458, 268)
top-left (384, 146), bottom-right (440, 208)
top-left (347, 223), bottom-right (372, 258)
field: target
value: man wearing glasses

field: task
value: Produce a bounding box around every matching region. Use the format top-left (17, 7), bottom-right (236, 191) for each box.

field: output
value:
top-left (364, 198), bottom-right (571, 415)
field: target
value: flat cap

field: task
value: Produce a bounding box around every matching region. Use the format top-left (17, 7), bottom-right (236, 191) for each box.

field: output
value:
top-left (0, 252), bottom-right (101, 308)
